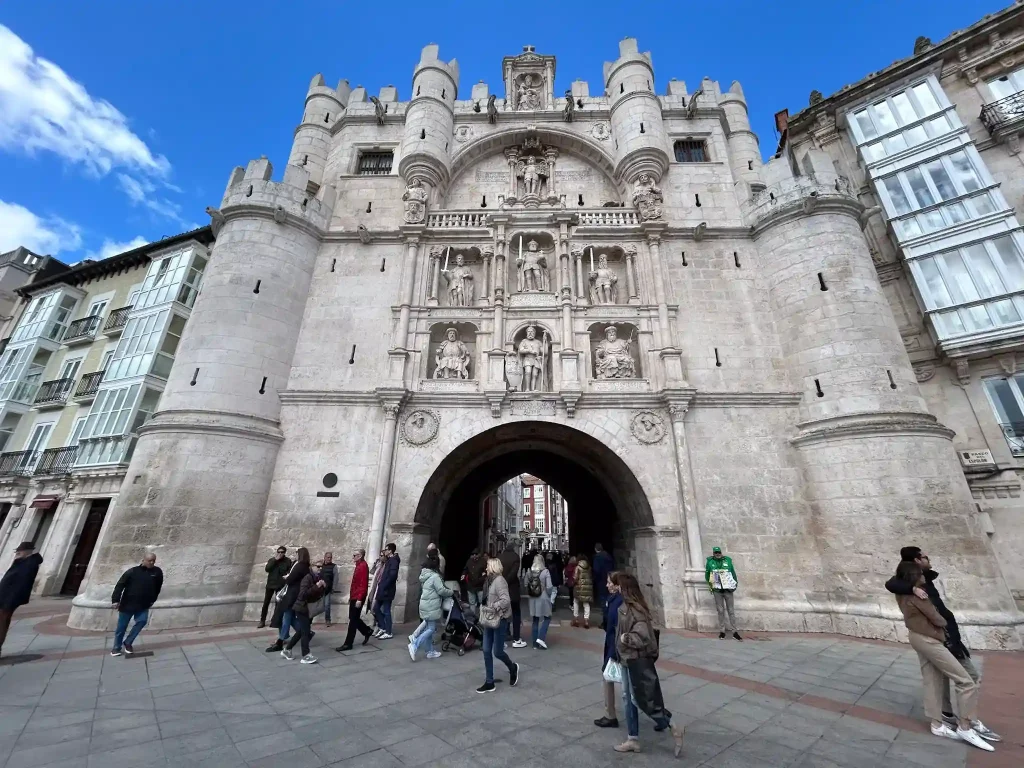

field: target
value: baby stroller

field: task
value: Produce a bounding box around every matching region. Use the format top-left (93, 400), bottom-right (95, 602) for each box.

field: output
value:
top-left (440, 583), bottom-right (482, 656)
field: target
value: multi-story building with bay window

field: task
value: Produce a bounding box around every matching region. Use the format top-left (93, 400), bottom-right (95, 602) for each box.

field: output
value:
top-left (0, 227), bottom-right (213, 596)
top-left (784, 3), bottom-right (1024, 608)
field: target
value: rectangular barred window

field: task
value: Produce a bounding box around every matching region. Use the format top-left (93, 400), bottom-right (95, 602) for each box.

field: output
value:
top-left (357, 151), bottom-right (393, 175)
top-left (673, 139), bottom-right (707, 163)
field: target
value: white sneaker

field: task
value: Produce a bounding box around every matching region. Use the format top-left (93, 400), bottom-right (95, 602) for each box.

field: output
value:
top-left (408, 643), bottom-right (417, 662)
top-left (958, 727), bottom-right (995, 751)
top-left (535, 639), bottom-right (548, 649)
top-left (972, 720), bottom-right (1001, 742)
top-left (300, 655), bottom-right (318, 665)
top-left (930, 723), bottom-right (961, 741)
top-left (408, 634), bottom-right (417, 644)
top-left (280, 649), bottom-right (294, 661)
top-left (379, 632), bottom-right (393, 640)
top-left (426, 650), bottom-right (442, 660)
top-left (512, 639), bottom-right (528, 648)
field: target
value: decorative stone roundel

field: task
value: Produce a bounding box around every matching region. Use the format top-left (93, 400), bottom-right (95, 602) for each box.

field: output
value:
top-left (591, 123), bottom-right (611, 141)
top-left (454, 125), bottom-right (474, 143)
top-left (402, 410), bottom-right (440, 446)
top-left (630, 410), bottom-right (667, 445)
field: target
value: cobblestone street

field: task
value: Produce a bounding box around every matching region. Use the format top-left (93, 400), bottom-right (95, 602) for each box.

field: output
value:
top-left (0, 600), bottom-right (1020, 767)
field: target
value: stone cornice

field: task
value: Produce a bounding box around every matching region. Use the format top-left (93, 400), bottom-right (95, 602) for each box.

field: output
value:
top-left (692, 392), bottom-right (802, 408)
top-left (279, 390), bottom-right (381, 406)
top-left (791, 411), bottom-right (955, 446)
top-left (139, 409), bottom-right (284, 444)
top-left (750, 195), bottom-right (863, 238)
top-left (220, 204), bottom-right (325, 240)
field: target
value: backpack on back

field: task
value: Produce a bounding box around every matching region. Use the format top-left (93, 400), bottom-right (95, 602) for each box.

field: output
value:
top-left (527, 571), bottom-right (543, 598)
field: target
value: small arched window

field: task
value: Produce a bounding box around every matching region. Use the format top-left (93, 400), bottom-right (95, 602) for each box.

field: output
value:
top-left (673, 139), bottom-right (707, 163)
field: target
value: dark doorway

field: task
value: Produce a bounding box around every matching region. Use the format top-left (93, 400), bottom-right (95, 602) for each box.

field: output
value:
top-left (60, 498), bottom-right (110, 596)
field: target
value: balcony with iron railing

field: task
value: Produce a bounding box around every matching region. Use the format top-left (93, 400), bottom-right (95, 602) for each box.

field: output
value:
top-left (34, 445), bottom-right (77, 475)
top-left (0, 450), bottom-right (38, 477)
top-left (981, 91), bottom-right (1024, 136)
top-left (73, 370), bottom-right (105, 402)
top-left (1000, 422), bottom-right (1024, 457)
top-left (33, 377), bottom-right (76, 409)
top-left (103, 306), bottom-right (132, 336)
top-left (62, 315), bottom-right (103, 346)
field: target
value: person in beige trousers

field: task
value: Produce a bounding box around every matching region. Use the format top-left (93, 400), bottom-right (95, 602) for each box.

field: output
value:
top-left (892, 561), bottom-right (994, 753)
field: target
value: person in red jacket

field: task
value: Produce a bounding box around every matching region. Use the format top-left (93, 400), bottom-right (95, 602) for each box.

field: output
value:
top-left (335, 548), bottom-right (373, 651)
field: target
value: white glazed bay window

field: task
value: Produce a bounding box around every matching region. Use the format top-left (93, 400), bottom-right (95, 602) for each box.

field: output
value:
top-left (76, 384), bottom-right (160, 467)
top-left (10, 292), bottom-right (78, 344)
top-left (983, 374), bottom-right (1024, 457)
top-left (104, 311), bottom-right (186, 381)
top-left (134, 247), bottom-right (207, 311)
top-left (851, 82), bottom-right (952, 163)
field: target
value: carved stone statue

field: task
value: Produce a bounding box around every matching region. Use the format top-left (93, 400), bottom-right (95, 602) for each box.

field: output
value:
top-left (631, 174), bottom-right (664, 221)
top-left (504, 352), bottom-right (523, 392)
top-left (487, 94), bottom-right (499, 124)
top-left (516, 74), bottom-right (543, 111)
top-left (516, 240), bottom-right (549, 293)
top-left (369, 95), bottom-right (386, 126)
top-left (517, 325), bottom-right (548, 392)
top-left (562, 89), bottom-right (575, 122)
top-left (402, 179), bottom-right (428, 224)
top-left (442, 254), bottom-right (474, 307)
top-left (589, 253), bottom-right (618, 305)
top-left (516, 156), bottom-right (548, 198)
top-left (434, 327), bottom-right (470, 380)
top-left (594, 326), bottom-right (636, 380)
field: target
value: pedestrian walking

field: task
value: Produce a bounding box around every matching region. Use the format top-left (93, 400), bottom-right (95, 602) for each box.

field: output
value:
top-left (592, 543), bottom-right (615, 624)
top-left (890, 559), bottom-right (996, 751)
top-left (885, 546), bottom-right (999, 742)
top-left (259, 546), bottom-right (291, 628)
top-left (266, 546), bottom-right (311, 652)
top-left (476, 557), bottom-right (520, 693)
top-left (571, 555), bottom-right (593, 628)
top-left (614, 573), bottom-right (684, 756)
top-left (462, 548), bottom-right (487, 609)
top-left (427, 542), bottom-right (446, 578)
top-left (409, 542), bottom-right (447, 642)
top-left (594, 571), bottom-right (623, 729)
top-left (705, 546), bottom-right (741, 640)
top-left (500, 542), bottom-right (526, 648)
top-left (409, 553), bottom-right (452, 661)
top-left (526, 553), bottom-right (554, 649)
top-left (564, 555), bottom-right (577, 606)
top-left (282, 558), bottom-right (327, 664)
top-left (320, 551), bottom-right (337, 627)
top-left (336, 548), bottom-right (374, 651)
top-left (372, 543), bottom-right (400, 639)
top-left (109, 552), bottom-right (163, 657)
top-left (0, 542), bottom-right (43, 657)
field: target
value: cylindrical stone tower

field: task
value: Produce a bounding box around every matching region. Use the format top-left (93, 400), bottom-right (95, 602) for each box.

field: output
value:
top-left (604, 38), bottom-right (669, 184)
top-left (398, 44), bottom-right (458, 195)
top-left (68, 157), bottom-right (336, 629)
top-left (753, 149), bottom-right (1020, 648)
top-left (719, 80), bottom-right (763, 191)
top-left (287, 74), bottom-right (351, 190)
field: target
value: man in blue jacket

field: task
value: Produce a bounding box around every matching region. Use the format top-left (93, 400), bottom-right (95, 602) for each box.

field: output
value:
top-left (372, 543), bottom-right (400, 639)
top-left (592, 543), bottom-right (615, 626)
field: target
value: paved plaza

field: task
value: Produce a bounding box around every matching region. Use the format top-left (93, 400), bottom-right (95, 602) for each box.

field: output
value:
top-left (0, 599), bottom-right (1021, 768)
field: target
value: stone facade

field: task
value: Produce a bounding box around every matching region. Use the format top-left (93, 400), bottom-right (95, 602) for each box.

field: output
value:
top-left (67, 34), bottom-right (1023, 649)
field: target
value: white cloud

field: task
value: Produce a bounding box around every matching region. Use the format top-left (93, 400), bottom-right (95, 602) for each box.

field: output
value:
top-left (84, 236), bottom-right (149, 262)
top-left (0, 199), bottom-right (81, 255)
top-left (0, 24), bottom-right (169, 177)
top-left (117, 173), bottom-right (187, 227)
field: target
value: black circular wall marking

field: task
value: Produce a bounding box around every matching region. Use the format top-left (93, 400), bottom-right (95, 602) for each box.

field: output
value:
top-left (322, 473), bottom-right (338, 489)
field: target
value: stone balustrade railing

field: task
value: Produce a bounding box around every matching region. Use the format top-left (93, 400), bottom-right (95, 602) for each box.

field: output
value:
top-left (577, 209), bottom-right (639, 227)
top-left (426, 211), bottom-right (489, 229)
top-left (425, 209), bottom-right (640, 229)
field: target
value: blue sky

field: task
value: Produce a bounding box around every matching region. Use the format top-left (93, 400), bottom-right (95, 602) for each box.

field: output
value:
top-left (0, 0), bottom-right (1008, 263)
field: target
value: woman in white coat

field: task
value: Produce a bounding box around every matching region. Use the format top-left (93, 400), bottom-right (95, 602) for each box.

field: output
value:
top-left (525, 553), bottom-right (555, 649)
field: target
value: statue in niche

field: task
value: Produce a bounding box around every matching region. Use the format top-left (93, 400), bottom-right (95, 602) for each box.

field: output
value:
top-left (402, 179), bottom-right (428, 224)
top-left (516, 156), bottom-right (548, 198)
top-left (442, 254), bottom-right (474, 307)
top-left (504, 352), bottom-right (523, 392)
top-left (516, 325), bottom-right (549, 392)
top-left (434, 327), bottom-right (471, 380)
top-left (631, 174), bottom-right (664, 221)
top-left (516, 74), bottom-right (543, 111)
top-left (516, 239), bottom-right (549, 293)
top-left (594, 326), bottom-right (636, 380)
top-left (589, 253), bottom-right (619, 305)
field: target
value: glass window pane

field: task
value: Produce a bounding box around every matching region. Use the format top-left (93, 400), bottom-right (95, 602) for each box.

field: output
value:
top-left (986, 378), bottom-right (1024, 423)
top-left (925, 160), bottom-right (956, 201)
top-left (989, 76), bottom-right (1017, 101)
top-left (896, 217), bottom-right (922, 239)
top-left (962, 304), bottom-right (993, 332)
top-left (862, 142), bottom-right (884, 162)
top-left (904, 125), bottom-right (928, 147)
top-left (916, 258), bottom-right (952, 308)
top-left (940, 250), bottom-right (980, 303)
top-left (905, 168), bottom-right (935, 208)
top-left (911, 83), bottom-right (940, 115)
top-left (892, 92), bottom-right (917, 124)
top-left (883, 176), bottom-right (912, 214)
top-left (921, 209), bottom-right (945, 232)
top-left (949, 152), bottom-right (982, 194)
top-left (926, 115), bottom-right (949, 137)
top-left (992, 237), bottom-right (1024, 291)
top-left (971, 193), bottom-right (996, 216)
top-left (990, 299), bottom-right (1020, 325)
top-left (883, 134), bottom-right (908, 154)
top-left (872, 100), bottom-right (898, 133)
top-left (934, 309), bottom-right (965, 338)
top-left (963, 244), bottom-right (1005, 296)
top-left (854, 109), bottom-right (877, 140)
top-left (944, 202), bottom-right (968, 224)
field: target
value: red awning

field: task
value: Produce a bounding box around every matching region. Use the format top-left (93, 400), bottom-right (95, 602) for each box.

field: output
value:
top-left (29, 495), bottom-right (59, 510)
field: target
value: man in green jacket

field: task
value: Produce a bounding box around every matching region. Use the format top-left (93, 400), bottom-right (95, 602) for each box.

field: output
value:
top-left (705, 546), bottom-right (741, 640)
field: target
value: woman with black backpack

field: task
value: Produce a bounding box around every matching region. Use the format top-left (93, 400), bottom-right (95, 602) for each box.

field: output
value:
top-left (614, 573), bottom-right (684, 757)
top-left (282, 558), bottom-right (327, 664)
top-left (526, 553), bottom-right (555, 649)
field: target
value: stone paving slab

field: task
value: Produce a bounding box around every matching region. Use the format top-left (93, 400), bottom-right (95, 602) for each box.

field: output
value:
top-left (0, 604), bottom-right (1021, 767)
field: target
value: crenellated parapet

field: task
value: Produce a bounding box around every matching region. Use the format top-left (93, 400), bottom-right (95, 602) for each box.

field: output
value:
top-left (743, 151), bottom-right (859, 231)
top-left (220, 157), bottom-right (337, 233)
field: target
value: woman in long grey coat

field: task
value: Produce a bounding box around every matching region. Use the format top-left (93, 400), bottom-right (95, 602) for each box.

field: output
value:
top-left (526, 553), bottom-right (555, 649)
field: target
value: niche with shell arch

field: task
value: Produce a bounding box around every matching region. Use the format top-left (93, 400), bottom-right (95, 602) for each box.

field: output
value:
top-left (430, 245), bottom-right (484, 307)
top-left (579, 243), bottom-right (630, 305)
top-left (427, 322), bottom-right (478, 380)
top-left (506, 321), bottom-right (556, 392)
top-left (507, 231), bottom-right (556, 296)
top-left (588, 322), bottom-right (642, 380)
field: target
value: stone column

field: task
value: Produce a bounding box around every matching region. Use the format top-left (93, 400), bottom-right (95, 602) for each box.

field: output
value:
top-left (398, 233), bottom-right (422, 337)
top-left (573, 247), bottom-right (587, 306)
top-left (428, 246), bottom-right (441, 306)
top-left (481, 247), bottom-right (493, 306)
top-left (625, 244), bottom-right (640, 304)
top-left (643, 226), bottom-right (670, 347)
top-left (545, 148), bottom-right (558, 199)
top-left (504, 148), bottom-right (519, 200)
top-left (367, 396), bottom-right (404, 560)
top-left (493, 221), bottom-right (508, 348)
top-left (556, 216), bottom-right (573, 350)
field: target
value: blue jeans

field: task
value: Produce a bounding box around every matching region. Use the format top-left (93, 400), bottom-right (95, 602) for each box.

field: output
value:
top-left (482, 619), bottom-right (514, 684)
top-left (413, 619), bottom-right (437, 655)
top-left (621, 663), bottom-right (641, 738)
top-left (113, 609), bottom-right (149, 650)
top-left (373, 600), bottom-right (393, 634)
top-left (285, 612), bottom-right (312, 656)
top-left (531, 615), bottom-right (551, 644)
top-left (278, 609), bottom-right (296, 642)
